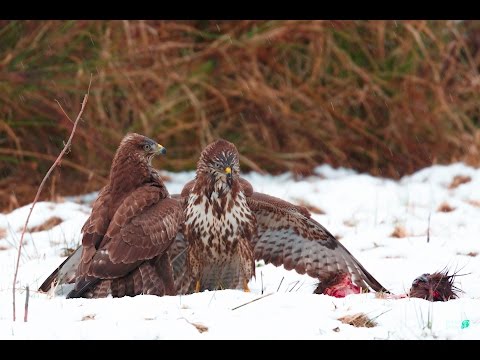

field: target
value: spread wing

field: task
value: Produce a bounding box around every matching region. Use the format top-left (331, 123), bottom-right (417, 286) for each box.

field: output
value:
top-left (246, 191), bottom-right (388, 293)
top-left (68, 187), bottom-right (183, 298)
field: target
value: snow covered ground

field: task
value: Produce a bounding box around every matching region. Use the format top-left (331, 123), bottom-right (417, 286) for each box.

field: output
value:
top-left (1, 163), bottom-right (479, 339)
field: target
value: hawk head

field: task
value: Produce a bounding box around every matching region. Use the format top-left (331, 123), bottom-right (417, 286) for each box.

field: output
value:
top-left (115, 133), bottom-right (166, 166)
top-left (197, 139), bottom-right (240, 189)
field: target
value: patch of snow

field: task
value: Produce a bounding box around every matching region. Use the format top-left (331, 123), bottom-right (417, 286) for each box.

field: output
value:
top-left (1, 163), bottom-right (479, 339)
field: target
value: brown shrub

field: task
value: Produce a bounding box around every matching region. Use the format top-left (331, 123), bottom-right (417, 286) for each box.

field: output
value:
top-left (2, 20), bottom-right (480, 210)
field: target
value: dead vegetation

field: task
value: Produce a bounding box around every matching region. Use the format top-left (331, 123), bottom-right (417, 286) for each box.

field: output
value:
top-left (81, 314), bottom-right (96, 321)
top-left (391, 225), bottom-right (408, 238)
top-left (338, 313), bottom-right (377, 328)
top-left (28, 217), bottom-right (63, 232)
top-left (60, 247), bottom-right (77, 257)
top-left (457, 251), bottom-right (478, 257)
top-left (191, 322), bottom-right (209, 334)
top-left (437, 202), bottom-right (456, 213)
top-left (2, 20), bottom-right (480, 211)
top-left (448, 175), bottom-right (472, 189)
top-left (466, 200), bottom-right (480, 208)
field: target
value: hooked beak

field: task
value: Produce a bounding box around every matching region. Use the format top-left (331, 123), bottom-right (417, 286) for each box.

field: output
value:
top-left (225, 166), bottom-right (232, 187)
top-left (156, 143), bottom-right (167, 155)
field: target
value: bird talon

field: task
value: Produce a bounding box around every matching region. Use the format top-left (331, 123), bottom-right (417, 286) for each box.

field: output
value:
top-left (243, 279), bottom-right (250, 292)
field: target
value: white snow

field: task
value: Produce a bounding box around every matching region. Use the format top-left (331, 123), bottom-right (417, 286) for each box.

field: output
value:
top-left (1, 163), bottom-right (479, 339)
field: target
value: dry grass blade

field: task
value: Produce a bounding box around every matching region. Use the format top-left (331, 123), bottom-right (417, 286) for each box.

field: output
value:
top-left (24, 286), bottom-right (29, 322)
top-left (231, 292), bottom-right (274, 311)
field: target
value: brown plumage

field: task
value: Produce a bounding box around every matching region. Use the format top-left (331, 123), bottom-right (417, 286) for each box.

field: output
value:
top-left (40, 138), bottom-right (387, 297)
top-left (40, 133), bottom-right (184, 298)
top-left (173, 139), bottom-right (388, 295)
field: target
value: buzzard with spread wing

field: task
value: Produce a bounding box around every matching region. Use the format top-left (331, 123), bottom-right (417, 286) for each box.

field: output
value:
top-left (171, 139), bottom-right (388, 295)
top-left (40, 137), bottom-right (387, 298)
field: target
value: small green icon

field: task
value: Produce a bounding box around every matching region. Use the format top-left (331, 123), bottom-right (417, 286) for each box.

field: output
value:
top-left (461, 320), bottom-right (470, 329)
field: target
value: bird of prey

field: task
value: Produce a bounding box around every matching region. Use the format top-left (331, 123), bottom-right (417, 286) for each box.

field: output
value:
top-left (40, 137), bottom-right (387, 298)
top-left (171, 139), bottom-right (388, 295)
top-left (40, 133), bottom-right (184, 298)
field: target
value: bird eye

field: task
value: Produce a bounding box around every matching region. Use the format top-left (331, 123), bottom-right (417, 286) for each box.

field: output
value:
top-left (143, 144), bottom-right (151, 151)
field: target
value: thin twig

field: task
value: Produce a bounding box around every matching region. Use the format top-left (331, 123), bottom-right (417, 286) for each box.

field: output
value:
top-left (12, 76), bottom-right (92, 321)
top-left (276, 276), bottom-right (284, 292)
top-left (231, 292), bottom-right (273, 311)
top-left (24, 286), bottom-right (29, 322)
top-left (427, 212), bottom-right (431, 243)
top-left (55, 99), bottom-right (75, 124)
top-left (260, 270), bottom-right (264, 295)
top-left (288, 280), bottom-right (299, 293)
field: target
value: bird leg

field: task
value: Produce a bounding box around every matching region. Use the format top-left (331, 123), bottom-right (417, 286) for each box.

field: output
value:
top-left (243, 279), bottom-right (250, 292)
top-left (195, 280), bottom-right (201, 293)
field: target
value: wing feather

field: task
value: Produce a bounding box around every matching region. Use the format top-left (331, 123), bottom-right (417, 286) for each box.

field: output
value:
top-left (247, 191), bottom-right (388, 293)
top-left (90, 191), bottom-right (183, 277)
top-left (68, 188), bottom-right (183, 298)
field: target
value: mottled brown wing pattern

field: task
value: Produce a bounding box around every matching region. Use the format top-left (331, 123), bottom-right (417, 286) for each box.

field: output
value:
top-left (69, 190), bottom-right (184, 298)
top-left (247, 192), bottom-right (387, 293)
top-left (180, 179), bottom-right (195, 198)
top-left (81, 185), bottom-right (113, 246)
top-left (107, 254), bottom-right (175, 298)
top-left (168, 231), bottom-right (194, 294)
top-left (89, 192), bottom-right (184, 277)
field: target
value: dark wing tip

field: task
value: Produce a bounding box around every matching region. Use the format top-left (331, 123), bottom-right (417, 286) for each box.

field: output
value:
top-left (38, 268), bottom-right (59, 293)
top-left (66, 277), bottom-right (100, 299)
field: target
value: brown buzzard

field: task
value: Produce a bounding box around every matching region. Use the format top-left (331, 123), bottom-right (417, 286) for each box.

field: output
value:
top-left (39, 133), bottom-right (184, 298)
top-left (40, 138), bottom-right (387, 297)
top-left (171, 139), bottom-right (388, 295)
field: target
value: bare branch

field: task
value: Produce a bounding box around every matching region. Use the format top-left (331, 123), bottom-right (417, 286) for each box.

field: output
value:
top-left (24, 286), bottom-right (30, 322)
top-left (231, 292), bottom-right (273, 311)
top-left (276, 276), bottom-right (284, 292)
top-left (12, 76), bottom-right (92, 321)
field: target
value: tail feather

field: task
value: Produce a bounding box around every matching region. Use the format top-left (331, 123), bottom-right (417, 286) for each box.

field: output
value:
top-left (38, 246), bottom-right (83, 293)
